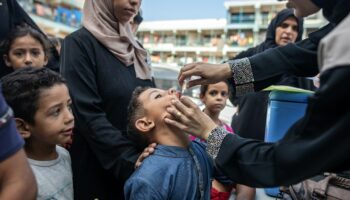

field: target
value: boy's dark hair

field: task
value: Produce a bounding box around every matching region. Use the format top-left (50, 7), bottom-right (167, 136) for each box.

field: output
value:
top-left (127, 86), bottom-right (151, 150)
top-left (200, 81), bottom-right (230, 97)
top-left (1, 67), bottom-right (66, 125)
top-left (0, 23), bottom-right (50, 57)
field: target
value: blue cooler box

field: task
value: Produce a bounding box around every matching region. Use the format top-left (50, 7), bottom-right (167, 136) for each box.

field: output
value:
top-left (264, 90), bottom-right (311, 197)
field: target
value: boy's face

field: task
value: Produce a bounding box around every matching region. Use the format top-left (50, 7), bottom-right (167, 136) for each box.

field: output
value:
top-left (27, 84), bottom-right (74, 146)
top-left (138, 88), bottom-right (179, 123)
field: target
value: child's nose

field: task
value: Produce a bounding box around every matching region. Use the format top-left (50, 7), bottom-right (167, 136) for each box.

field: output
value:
top-left (24, 53), bottom-right (33, 64)
top-left (168, 88), bottom-right (176, 95)
top-left (167, 88), bottom-right (180, 98)
top-left (64, 109), bottom-right (74, 125)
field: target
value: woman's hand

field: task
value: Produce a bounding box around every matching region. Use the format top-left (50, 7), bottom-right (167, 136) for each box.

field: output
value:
top-left (135, 143), bottom-right (157, 169)
top-left (164, 96), bottom-right (217, 140)
top-left (178, 62), bottom-right (232, 88)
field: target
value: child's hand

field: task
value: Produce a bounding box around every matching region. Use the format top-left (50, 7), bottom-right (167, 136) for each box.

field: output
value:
top-left (135, 143), bottom-right (157, 169)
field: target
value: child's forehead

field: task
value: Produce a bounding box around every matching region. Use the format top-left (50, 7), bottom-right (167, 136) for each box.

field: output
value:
top-left (208, 82), bottom-right (228, 89)
top-left (38, 84), bottom-right (69, 99)
top-left (138, 88), bottom-right (164, 103)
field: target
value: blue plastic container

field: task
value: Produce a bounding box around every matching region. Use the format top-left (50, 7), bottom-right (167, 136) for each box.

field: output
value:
top-left (264, 91), bottom-right (311, 198)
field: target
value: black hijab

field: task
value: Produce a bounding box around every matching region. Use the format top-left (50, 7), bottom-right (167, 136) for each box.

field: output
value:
top-left (0, 0), bottom-right (42, 41)
top-left (311, 0), bottom-right (350, 24)
top-left (255, 8), bottom-right (303, 53)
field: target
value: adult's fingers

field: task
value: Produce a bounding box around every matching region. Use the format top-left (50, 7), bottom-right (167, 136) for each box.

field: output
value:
top-left (179, 96), bottom-right (200, 109)
top-left (170, 99), bottom-right (191, 116)
top-left (178, 63), bottom-right (196, 81)
top-left (164, 118), bottom-right (188, 131)
top-left (187, 78), bottom-right (208, 88)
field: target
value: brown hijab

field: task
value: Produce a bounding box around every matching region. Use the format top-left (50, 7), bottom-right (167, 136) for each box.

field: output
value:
top-left (83, 0), bottom-right (151, 80)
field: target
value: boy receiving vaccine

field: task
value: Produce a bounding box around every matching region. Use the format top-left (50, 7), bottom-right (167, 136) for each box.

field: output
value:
top-left (124, 86), bottom-right (219, 200)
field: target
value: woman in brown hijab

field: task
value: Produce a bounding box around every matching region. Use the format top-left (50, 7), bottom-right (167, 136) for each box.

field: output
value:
top-left (60, 0), bottom-right (154, 199)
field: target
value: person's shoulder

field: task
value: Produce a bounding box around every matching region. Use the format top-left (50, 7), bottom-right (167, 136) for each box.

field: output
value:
top-left (64, 27), bottom-right (96, 46)
top-left (56, 146), bottom-right (71, 163)
top-left (66, 27), bottom-right (90, 39)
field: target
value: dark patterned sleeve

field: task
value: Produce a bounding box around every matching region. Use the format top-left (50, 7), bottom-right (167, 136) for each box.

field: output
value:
top-left (226, 24), bottom-right (334, 98)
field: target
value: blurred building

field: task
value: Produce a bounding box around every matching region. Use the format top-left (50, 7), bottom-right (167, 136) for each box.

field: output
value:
top-left (22, 0), bottom-right (326, 64)
top-left (17, 0), bottom-right (83, 37)
top-left (138, 0), bottom-right (327, 66)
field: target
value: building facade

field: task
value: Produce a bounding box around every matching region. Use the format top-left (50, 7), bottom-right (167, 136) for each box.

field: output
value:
top-left (21, 0), bottom-right (326, 65)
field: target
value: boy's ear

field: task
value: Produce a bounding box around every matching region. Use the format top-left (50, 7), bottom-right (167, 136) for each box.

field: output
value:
top-left (3, 54), bottom-right (12, 68)
top-left (135, 117), bottom-right (155, 133)
top-left (15, 118), bottom-right (31, 139)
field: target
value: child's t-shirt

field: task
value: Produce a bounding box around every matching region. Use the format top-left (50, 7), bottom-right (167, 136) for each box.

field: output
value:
top-left (124, 141), bottom-right (213, 200)
top-left (28, 145), bottom-right (73, 200)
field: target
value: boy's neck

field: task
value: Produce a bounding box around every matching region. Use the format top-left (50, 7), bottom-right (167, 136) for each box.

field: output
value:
top-left (203, 108), bottom-right (221, 125)
top-left (25, 141), bottom-right (58, 161)
top-left (152, 125), bottom-right (190, 148)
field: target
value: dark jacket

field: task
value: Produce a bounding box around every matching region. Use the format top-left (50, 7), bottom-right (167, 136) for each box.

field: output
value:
top-left (60, 27), bottom-right (155, 200)
top-left (217, 67), bottom-right (350, 187)
top-left (212, 0), bottom-right (350, 187)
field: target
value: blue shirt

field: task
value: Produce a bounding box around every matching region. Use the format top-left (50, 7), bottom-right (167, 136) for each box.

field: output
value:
top-left (124, 141), bottom-right (213, 200)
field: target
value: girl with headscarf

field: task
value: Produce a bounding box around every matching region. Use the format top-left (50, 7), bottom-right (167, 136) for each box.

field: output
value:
top-left (60, 0), bottom-right (154, 199)
top-left (230, 8), bottom-right (307, 141)
top-left (165, 0), bottom-right (350, 187)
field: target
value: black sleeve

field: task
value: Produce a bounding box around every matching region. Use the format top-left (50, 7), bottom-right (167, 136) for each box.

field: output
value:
top-left (234, 46), bottom-right (258, 59)
top-left (215, 67), bottom-right (350, 187)
top-left (60, 35), bottom-right (139, 181)
top-left (228, 24), bottom-right (334, 97)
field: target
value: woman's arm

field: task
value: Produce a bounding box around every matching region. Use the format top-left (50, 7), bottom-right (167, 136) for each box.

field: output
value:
top-left (179, 24), bottom-right (334, 97)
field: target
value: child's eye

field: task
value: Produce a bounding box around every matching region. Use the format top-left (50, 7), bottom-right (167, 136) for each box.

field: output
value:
top-left (67, 103), bottom-right (73, 113)
top-left (50, 108), bottom-right (61, 116)
top-left (13, 52), bottom-right (23, 57)
top-left (155, 94), bottom-right (162, 99)
top-left (31, 51), bottom-right (41, 57)
top-left (221, 92), bottom-right (228, 97)
top-left (209, 91), bottom-right (218, 96)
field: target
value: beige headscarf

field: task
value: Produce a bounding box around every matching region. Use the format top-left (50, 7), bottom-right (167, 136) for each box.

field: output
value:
top-left (318, 13), bottom-right (350, 74)
top-left (83, 0), bottom-right (151, 80)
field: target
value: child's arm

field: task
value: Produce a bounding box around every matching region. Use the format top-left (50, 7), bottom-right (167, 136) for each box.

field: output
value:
top-left (0, 149), bottom-right (37, 199)
top-left (235, 184), bottom-right (256, 200)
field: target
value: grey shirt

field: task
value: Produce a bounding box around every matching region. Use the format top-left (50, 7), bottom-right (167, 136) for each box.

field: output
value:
top-left (28, 146), bottom-right (73, 200)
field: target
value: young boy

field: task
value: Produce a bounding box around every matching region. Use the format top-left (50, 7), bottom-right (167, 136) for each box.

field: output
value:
top-left (124, 86), bottom-right (216, 200)
top-left (1, 67), bottom-right (74, 199)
